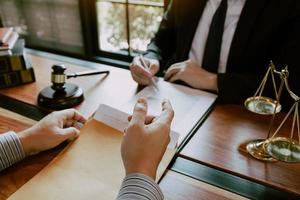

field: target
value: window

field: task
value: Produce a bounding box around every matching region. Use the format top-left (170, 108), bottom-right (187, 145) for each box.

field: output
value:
top-left (0, 0), bottom-right (167, 67)
top-left (96, 0), bottom-right (164, 56)
top-left (0, 0), bottom-right (84, 55)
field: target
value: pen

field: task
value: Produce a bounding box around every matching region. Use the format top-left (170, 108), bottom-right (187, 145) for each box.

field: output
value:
top-left (139, 55), bottom-right (158, 89)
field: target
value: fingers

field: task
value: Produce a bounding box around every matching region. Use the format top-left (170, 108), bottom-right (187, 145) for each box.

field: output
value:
top-left (149, 63), bottom-right (159, 75)
top-left (130, 98), bottom-right (148, 126)
top-left (128, 115), bottom-right (156, 125)
top-left (168, 72), bottom-right (182, 83)
top-left (129, 99), bottom-right (174, 127)
top-left (65, 120), bottom-right (82, 130)
top-left (130, 57), bottom-right (152, 78)
top-left (130, 57), bottom-right (160, 85)
top-left (59, 127), bottom-right (80, 141)
top-left (154, 99), bottom-right (174, 126)
top-left (164, 65), bottom-right (181, 81)
top-left (130, 63), bottom-right (152, 78)
top-left (57, 109), bottom-right (87, 124)
top-left (131, 72), bottom-right (151, 85)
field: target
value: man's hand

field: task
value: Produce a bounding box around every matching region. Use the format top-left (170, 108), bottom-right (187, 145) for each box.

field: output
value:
top-left (121, 97), bottom-right (174, 180)
top-left (129, 56), bottom-right (160, 85)
top-left (164, 59), bottom-right (218, 92)
top-left (18, 109), bottom-right (87, 156)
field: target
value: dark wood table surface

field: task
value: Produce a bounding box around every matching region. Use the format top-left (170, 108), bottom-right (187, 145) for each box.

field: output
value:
top-left (0, 52), bottom-right (247, 200)
top-left (160, 171), bottom-right (247, 200)
top-left (0, 51), bottom-right (299, 199)
top-left (0, 112), bottom-right (64, 199)
top-left (180, 105), bottom-right (300, 196)
top-left (0, 110), bottom-right (246, 200)
top-left (0, 54), bottom-right (139, 118)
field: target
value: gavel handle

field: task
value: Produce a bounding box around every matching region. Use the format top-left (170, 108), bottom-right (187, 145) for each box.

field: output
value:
top-left (67, 70), bottom-right (110, 79)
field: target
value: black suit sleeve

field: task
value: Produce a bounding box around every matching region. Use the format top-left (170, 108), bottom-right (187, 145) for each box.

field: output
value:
top-left (144, 0), bottom-right (176, 73)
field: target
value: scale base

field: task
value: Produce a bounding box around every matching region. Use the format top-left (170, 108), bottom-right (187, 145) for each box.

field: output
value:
top-left (246, 139), bottom-right (277, 162)
top-left (38, 83), bottom-right (84, 110)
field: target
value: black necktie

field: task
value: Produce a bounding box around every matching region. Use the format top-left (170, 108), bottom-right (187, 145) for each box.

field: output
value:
top-left (202, 0), bottom-right (228, 73)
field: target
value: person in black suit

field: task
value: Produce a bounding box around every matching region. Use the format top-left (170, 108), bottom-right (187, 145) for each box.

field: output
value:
top-left (130, 0), bottom-right (300, 110)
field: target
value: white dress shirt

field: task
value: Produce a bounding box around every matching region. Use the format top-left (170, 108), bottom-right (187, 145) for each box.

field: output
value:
top-left (189, 0), bottom-right (246, 73)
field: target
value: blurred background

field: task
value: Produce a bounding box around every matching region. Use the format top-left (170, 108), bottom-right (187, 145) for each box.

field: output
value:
top-left (0, 0), bottom-right (168, 68)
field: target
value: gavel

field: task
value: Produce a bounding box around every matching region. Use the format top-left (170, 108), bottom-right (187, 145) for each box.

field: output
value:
top-left (51, 64), bottom-right (109, 92)
top-left (38, 64), bottom-right (110, 110)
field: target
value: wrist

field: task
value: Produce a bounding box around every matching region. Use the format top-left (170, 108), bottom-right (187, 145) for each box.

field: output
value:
top-left (18, 128), bottom-right (36, 156)
top-left (207, 73), bottom-right (218, 92)
top-left (125, 163), bottom-right (157, 180)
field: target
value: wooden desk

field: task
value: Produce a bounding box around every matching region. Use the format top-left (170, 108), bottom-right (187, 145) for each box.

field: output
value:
top-left (0, 52), bottom-right (214, 143)
top-left (0, 51), bottom-right (299, 199)
top-left (0, 110), bottom-right (66, 199)
top-left (180, 105), bottom-right (300, 196)
top-left (160, 171), bottom-right (247, 200)
top-left (0, 54), bottom-right (139, 118)
top-left (0, 112), bottom-right (246, 200)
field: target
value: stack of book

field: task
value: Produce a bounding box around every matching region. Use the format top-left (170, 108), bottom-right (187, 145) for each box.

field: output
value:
top-left (0, 27), bottom-right (35, 89)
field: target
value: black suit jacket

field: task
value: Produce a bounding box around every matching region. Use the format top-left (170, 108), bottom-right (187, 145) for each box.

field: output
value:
top-left (145, 0), bottom-right (300, 110)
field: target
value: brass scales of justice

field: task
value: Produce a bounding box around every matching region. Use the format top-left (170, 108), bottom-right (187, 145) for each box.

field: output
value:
top-left (244, 61), bottom-right (300, 163)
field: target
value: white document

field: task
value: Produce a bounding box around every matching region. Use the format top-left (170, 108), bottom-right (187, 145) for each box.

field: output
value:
top-left (94, 104), bottom-right (179, 148)
top-left (94, 78), bottom-right (217, 145)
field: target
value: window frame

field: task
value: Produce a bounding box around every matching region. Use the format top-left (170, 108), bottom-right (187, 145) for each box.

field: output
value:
top-left (0, 0), bottom-right (168, 69)
top-left (80, 0), bottom-right (167, 67)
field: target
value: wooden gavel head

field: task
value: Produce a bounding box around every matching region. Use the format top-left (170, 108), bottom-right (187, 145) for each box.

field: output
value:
top-left (51, 64), bottom-right (67, 92)
top-left (37, 64), bottom-right (84, 110)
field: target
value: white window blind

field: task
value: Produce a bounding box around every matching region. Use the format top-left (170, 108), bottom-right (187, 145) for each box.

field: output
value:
top-left (0, 0), bottom-right (84, 54)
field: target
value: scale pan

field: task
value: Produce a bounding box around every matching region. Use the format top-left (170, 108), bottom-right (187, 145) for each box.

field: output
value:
top-left (244, 96), bottom-right (281, 115)
top-left (265, 137), bottom-right (300, 163)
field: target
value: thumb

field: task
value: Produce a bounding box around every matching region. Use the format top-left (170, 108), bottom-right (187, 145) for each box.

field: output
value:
top-left (130, 97), bottom-right (148, 125)
top-left (149, 63), bottom-right (159, 75)
top-left (59, 127), bottom-right (80, 141)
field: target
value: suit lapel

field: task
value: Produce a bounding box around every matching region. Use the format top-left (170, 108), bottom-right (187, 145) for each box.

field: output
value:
top-left (227, 0), bottom-right (268, 70)
top-left (178, 0), bottom-right (207, 60)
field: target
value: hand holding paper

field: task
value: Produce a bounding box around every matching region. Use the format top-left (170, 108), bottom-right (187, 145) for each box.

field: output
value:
top-left (121, 97), bottom-right (174, 180)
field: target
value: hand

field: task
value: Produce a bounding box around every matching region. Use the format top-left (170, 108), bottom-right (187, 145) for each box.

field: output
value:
top-left (129, 56), bottom-right (160, 85)
top-left (164, 59), bottom-right (218, 92)
top-left (18, 109), bottom-right (87, 156)
top-left (121, 97), bottom-right (174, 180)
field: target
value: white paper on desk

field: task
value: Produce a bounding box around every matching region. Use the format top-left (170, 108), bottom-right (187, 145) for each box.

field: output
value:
top-left (96, 78), bottom-right (217, 145)
top-left (94, 104), bottom-right (179, 148)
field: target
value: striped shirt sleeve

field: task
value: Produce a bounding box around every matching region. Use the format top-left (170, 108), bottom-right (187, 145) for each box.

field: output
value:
top-left (0, 131), bottom-right (26, 172)
top-left (117, 173), bottom-right (164, 200)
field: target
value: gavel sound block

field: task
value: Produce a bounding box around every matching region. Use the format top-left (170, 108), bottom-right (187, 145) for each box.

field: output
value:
top-left (37, 64), bottom-right (109, 110)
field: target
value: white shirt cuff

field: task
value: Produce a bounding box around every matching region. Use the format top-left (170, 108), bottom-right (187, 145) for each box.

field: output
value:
top-left (117, 173), bottom-right (164, 200)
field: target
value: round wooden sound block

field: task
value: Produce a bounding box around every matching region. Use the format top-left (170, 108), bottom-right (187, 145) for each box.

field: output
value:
top-left (38, 83), bottom-right (84, 110)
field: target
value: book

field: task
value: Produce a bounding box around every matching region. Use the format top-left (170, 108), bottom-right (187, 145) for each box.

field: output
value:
top-left (0, 39), bottom-right (31, 73)
top-left (0, 31), bottom-right (19, 51)
top-left (0, 67), bottom-right (35, 89)
top-left (0, 27), bottom-right (13, 45)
